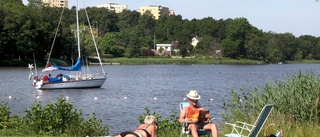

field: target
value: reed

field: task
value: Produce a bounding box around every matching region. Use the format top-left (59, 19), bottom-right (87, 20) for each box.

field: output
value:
top-left (222, 71), bottom-right (320, 136)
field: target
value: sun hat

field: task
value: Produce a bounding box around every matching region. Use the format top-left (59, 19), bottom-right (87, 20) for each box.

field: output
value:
top-left (186, 90), bottom-right (201, 100)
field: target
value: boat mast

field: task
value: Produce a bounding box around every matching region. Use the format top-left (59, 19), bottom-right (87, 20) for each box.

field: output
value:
top-left (76, 0), bottom-right (81, 58)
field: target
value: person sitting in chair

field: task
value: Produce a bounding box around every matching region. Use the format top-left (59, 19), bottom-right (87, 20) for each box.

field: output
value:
top-left (179, 90), bottom-right (218, 137)
top-left (114, 115), bottom-right (157, 137)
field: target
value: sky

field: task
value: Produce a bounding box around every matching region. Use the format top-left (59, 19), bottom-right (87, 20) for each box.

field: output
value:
top-left (22, 0), bottom-right (320, 37)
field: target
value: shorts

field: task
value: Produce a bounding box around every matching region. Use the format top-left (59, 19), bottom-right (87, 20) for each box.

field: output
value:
top-left (185, 122), bottom-right (210, 130)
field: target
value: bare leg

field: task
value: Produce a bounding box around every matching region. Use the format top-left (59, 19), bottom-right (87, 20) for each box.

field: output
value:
top-left (204, 123), bottom-right (218, 137)
top-left (189, 124), bottom-right (199, 137)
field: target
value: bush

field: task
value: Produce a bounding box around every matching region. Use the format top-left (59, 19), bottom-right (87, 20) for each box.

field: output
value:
top-left (0, 94), bottom-right (109, 136)
top-left (137, 107), bottom-right (181, 137)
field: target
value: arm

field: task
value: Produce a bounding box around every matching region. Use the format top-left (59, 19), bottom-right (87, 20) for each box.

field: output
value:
top-left (199, 107), bottom-right (212, 120)
top-left (179, 107), bottom-right (187, 123)
top-left (151, 124), bottom-right (157, 137)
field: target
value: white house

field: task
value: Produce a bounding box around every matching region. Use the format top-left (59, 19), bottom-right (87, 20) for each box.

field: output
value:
top-left (191, 36), bottom-right (203, 47)
top-left (156, 44), bottom-right (172, 55)
top-left (97, 3), bottom-right (128, 13)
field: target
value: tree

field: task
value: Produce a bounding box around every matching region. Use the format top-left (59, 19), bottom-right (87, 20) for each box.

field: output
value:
top-left (173, 27), bottom-right (192, 58)
top-left (117, 10), bottom-right (139, 31)
top-left (226, 18), bottom-right (253, 58)
top-left (100, 32), bottom-right (124, 57)
top-left (138, 11), bottom-right (156, 38)
top-left (195, 35), bottom-right (220, 56)
top-left (27, 0), bottom-right (43, 8)
top-left (221, 38), bottom-right (238, 58)
top-left (244, 32), bottom-right (267, 60)
top-left (0, 0), bottom-right (22, 5)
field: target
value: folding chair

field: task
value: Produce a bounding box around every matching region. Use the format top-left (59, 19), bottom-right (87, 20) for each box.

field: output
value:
top-left (224, 104), bottom-right (274, 137)
top-left (180, 102), bottom-right (211, 137)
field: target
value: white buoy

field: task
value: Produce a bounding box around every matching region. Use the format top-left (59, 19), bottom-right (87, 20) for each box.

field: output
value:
top-left (8, 96), bottom-right (12, 99)
top-left (94, 97), bottom-right (98, 100)
top-left (183, 98), bottom-right (186, 100)
top-left (153, 97), bottom-right (157, 100)
top-left (66, 96), bottom-right (69, 100)
top-left (209, 98), bottom-right (214, 101)
top-left (123, 97), bottom-right (127, 100)
top-left (36, 96), bottom-right (40, 99)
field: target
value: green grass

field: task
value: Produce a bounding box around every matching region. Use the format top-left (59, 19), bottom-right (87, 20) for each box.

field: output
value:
top-left (101, 57), bottom-right (265, 65)
top-left (222, 71), bottom-right (320, 137)
top-left (286, 59), bottom-right (320, 64)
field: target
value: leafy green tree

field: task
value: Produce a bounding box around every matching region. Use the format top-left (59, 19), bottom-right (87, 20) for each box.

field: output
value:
top-left (81, 7), bottom-right (119, 37)
top-left (297, 35), bottom-right (320, 60)
top-left (164, 15), bottom-right (184, 41)
top-left (226, 18), bottom-right (253, 58)
top-left (27, 0), bottom-right (43, 8)
top-left (275, 33), bottom-right (297, 61)
top-left (265, 48), bottom-right (283, 63)
top-left (195, 35), bottom-right (220, 56)
top-left (221, 38), bottom-right (238, 58)
top-left (117, 10), bottom-right (139, 31)
top-left (263, 34), bottom-right (285, 63)
top-left (0, 0), bottom-right (23, 5)
top-left (294, 49), bottom-right (303, 61)
top-left (194, 17), bottom-right (218, 37)
top-left (245, 32), bottom-right (267, 60)
top-left (100, 32), bottom-right (124, 57)
top-left (138, 11), bottom-right (156, 38)
top-left (81, 28), bottom-right (99, 58)
top-left (155, 16), bottom-right (169, 43)
top-left (0, 2), bottom-right (29, 60)
top-left (173, 26), bottom-right (192, 57)
top-left (125, 31), bottom-right (143, 58)
top-left (315, 40), bottom-right (320, 59)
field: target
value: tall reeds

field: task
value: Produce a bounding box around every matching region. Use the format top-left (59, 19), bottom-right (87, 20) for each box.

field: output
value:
top-left (222, 71), bottom-right (320, 136)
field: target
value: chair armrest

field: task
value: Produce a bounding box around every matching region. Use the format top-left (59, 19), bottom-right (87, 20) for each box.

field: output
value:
top-left (225, 122), bottom-right (236, 126)
top-left (236, 121), bottom-right (254, 130)
top-left (235, 121), bottom-right (254, 127)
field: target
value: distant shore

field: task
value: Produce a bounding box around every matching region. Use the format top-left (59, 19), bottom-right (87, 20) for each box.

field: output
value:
top-left (1, 57), bottom-right (320, 67)
top-left (99, 57), bottom-right (266, 65)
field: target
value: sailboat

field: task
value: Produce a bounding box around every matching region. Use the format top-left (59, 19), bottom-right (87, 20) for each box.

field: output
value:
top-left (30, 0), bottom-right (107, 90)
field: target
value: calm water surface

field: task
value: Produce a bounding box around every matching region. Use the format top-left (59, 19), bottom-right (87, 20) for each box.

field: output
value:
top-left (1, 64), bottom-right (320, 135)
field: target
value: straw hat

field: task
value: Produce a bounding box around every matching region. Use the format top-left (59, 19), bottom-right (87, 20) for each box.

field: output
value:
top-left (186, 90), bottom-right (201, 100)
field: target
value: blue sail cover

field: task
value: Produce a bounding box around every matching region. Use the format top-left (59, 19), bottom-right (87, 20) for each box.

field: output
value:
top-left (54, 57), bottom-right (82, 71)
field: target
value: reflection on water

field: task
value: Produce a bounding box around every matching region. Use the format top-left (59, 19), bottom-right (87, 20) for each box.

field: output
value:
top-left (1, 64), bottom-right (320, 135)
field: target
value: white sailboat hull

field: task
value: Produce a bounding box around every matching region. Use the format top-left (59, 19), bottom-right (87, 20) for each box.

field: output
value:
top-left (35, 77), bottom-right (107, 90)
top-left (29, 0), bottom-right (108, 90)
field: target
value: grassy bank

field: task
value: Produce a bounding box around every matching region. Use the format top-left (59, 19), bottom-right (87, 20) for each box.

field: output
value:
top-left (0, 57), bottom-right (264, 67)
top-left (286, 59), bottom-right (320, 64)
top-left (101, 57), bottom-right (265, 65)
top-left (4, 57), bottom-right (320, 67)
top-left (222, 71), bottom-right (320, 137)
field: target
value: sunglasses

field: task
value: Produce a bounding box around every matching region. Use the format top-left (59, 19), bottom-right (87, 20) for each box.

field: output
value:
top-left (188, 98), bottom-right (198, 102)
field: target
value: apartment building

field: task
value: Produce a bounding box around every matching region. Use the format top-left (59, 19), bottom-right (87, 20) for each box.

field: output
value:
top-left (97, 3), bottom-right (128, 13)
top-left (138, 5), bottom-right (170, 19)
top-left (42, 0), bottom-right (68, 8)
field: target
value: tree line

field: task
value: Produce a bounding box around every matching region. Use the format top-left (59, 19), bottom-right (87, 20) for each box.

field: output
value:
top-left (1, 0), bottom-right (320, 65)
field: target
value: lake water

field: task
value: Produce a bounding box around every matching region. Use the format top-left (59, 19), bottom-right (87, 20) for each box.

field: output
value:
top-left (1, 64), bottom-right (320, 135)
